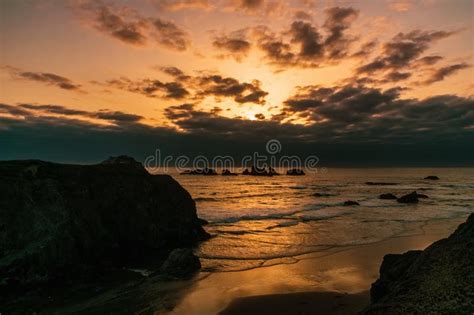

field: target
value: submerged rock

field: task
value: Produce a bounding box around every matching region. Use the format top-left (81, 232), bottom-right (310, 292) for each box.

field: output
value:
top-left (397, 191), bottom-right (419, 203)
top-left (379, 193), bottom-right (397, 200)
top-left (222, 169), bottom-right (238, 176)
top-left (397, 191), bottom-right (429, 203)
top-left (424, 175), bottom-right (439, 180)
top-left (344, 200), bottom-right (360, 206)
top-left (313, 192), bottom-right (333, 197)
top-left (366, 182), bottom-right (398, 186)
top-left (363, 213), bottom-right (474, 314)
top-left (159, 248), bottom-right (201, 278)
top-left (286, 169), bottom-right (305, 176)
top-left (0, 156), bottom-right (210, 289)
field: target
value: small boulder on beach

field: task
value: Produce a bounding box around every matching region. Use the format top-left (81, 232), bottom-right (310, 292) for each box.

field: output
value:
top-left (424, 175), bottom-right (439, 180)
top-left (159, 248), bottom-right (201, 278)
top-left (379, 193), bottom-right (397, 200)
top-left (344, 200), bottom-right (360, 206)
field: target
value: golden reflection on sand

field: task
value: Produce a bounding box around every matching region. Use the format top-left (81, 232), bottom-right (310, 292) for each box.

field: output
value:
top-left (166, 218), bottom-right (464, 315)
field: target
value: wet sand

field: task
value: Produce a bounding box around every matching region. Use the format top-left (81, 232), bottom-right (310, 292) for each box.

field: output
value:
top-left (168, 216), bottom-right (466, 315)
top-left (219, 291), bottom-right (370, 315)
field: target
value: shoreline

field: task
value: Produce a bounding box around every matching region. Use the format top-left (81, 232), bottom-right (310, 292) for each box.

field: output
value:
top-left (169, 215), bottom-right (468, 315)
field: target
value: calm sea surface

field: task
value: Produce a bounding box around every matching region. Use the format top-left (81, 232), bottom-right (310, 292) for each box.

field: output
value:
top-left (169, 168), bottom-right (474, 273)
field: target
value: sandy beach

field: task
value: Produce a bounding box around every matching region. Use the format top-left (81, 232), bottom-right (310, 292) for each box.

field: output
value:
top-left (168, 216), bottom-right (467, 315)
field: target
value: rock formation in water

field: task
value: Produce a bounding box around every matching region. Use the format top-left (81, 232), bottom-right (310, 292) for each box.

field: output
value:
top-left (344, 200), bottom-right (360, 206)
top-left (181, 168), bottom-right (218, 175)
top-left (0, 156), bottom-right (210, 290)
top-left (424, 175), bottom-right (439, 180)
top-left (397, 191), bottom-right (428, 203)
top-left (242, 166), bottom-right (277, 176)
top-left (379, 193), bottom-right (398, 200)
top-left (287, 169), bottom-right (305, 176)
top-left (222, 169), bottom-right (238, 176)
top-left (362, 213), bottom-right (474, 314)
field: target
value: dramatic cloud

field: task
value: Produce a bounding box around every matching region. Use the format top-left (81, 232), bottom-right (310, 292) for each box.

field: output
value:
top-left (323, 7), bottom-right (359, 59)
top-left (213, 7), bottom-right (360, 68)
top-left (196, 75), bottom-right (268, 104)
top-left (76, 1), bottom-right (189, 50)
top-left (106, 77), bottom-right (190, 99)
top-left (152, 18), bottom-right (189, 51)
top-left (106, 68), bottom-right (268, 104)
top-left (1, 95), bottom-right (473, 165)
top-left (6, 67), bottom-right (81, 91)
top-left (152, 0), bottom-right (212, 11)
top-left (357, 30), bottom-right (455, 75)
top-left (14, 103), bottom-right (144, 124)
top-left (422, 63), bottom-right (471, 85)
top-left (212, 31), bottom-right (252, 61)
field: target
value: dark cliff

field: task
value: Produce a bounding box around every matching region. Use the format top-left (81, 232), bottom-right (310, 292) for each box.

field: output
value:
top-left (0, 156), bottom-right (209, 289)
top-left (362, 213), bottom-right (474, 314)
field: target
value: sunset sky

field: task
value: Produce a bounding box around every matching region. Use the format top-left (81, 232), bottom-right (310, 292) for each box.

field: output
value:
top-left (1, 0), bottom-right (473, 165)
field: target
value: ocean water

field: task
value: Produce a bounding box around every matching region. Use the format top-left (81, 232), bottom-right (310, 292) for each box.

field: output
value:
top-left (172, 168), bottom-right (474, 273)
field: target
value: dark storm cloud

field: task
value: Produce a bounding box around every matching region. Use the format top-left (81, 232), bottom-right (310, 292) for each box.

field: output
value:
top-left (357, 30), bottom-right (455, 75)
top-left (77, 1), bottom-right (189, 51)
top-left (106, 68), bottom-right (268, 105)
top-left (422, 63), bottom-right (471, 85)
top-left (8, 68), bottom-right (81, 91)
top-left (1, 96), bottom-right (473, 165)
top-left (283, 84), bottom-right (474, 140)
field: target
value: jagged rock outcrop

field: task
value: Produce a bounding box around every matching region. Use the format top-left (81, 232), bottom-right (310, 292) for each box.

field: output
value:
top-left (362, 213), bottom-right (474, 314)
top-left (159, 248), bottom-right (201, 278)
top-left (379, 193), bottom-right (397, 200)
top-left (397, 191), bottom-right (429, 203)
top-left (0, 156), bottom-right (210, 290)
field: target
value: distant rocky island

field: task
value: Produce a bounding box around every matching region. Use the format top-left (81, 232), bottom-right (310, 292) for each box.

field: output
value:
top-left (0, 156), bottom-right (209, 304)
top-left (181, 166), bottom-right (306, 176)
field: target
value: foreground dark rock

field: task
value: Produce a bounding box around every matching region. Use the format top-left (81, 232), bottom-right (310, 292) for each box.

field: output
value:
top-left (379, 193), bottom-right (397, 200)
top-left (0, 156), bottom-right (210, 291)
top-left (424, 175), bottom-right (439, 180)
top-left (344, 200), bottom-right (360, 206)
top-left (159, 248), bottom-right (201, 278)
top-left (363, 213), bottom-right (474, 314)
